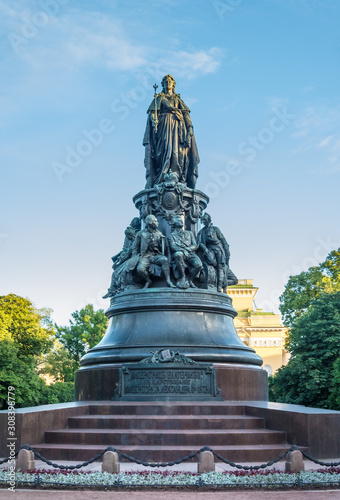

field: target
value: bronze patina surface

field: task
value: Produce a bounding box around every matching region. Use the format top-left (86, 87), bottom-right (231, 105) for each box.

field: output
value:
top-left (114, 351), bottom-right (223, 401)
top-left (77, 75), bottom-right (265, 402)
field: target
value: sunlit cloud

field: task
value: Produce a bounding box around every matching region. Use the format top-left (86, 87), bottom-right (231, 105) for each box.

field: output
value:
top-left (317, 135), bottom-right (334, 148)
top-left (2, 4), bottom-right (223, 82)
top-left (290, 104), bottom-right (340, 173)
top-left (267, 96), bottom-right (289, 111)
top-left (150, 47), bottom-right (223, 80)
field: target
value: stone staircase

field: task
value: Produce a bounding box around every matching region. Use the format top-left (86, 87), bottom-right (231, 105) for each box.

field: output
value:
top-left (31, 402), bottom-right (296, 463)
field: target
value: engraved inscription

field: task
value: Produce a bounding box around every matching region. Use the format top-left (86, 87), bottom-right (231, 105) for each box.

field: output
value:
top-left (126, 368), bottom-right (210, 395)
top-left (116, 363), bottom-right (222, 400)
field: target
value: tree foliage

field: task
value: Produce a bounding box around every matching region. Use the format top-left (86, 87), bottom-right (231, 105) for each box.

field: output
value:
top-left (279, 249), bottom-right (340, 328)
top-left (0, 294), bottom-right (73, 409)
top-left (0, 294), bottom-right (54, 356)
top-left (328, 357), bottom-right (340, 410)
top-left (41, 381), bottom-right (74, 404)
top-left (39, 343), bottom-right (75, 383)
top-left (55, 304), bottom-right (108, 373)
top-left (0, 296), bottom-right (108, 408)
top-left (0, 339), bottom-right (45, 408)
top-left (270, 249), bottom-right (340, 409)
top-left (0, 337), bottom-right (74, 408)
top-left (270, 291), bottom-right (340, 408)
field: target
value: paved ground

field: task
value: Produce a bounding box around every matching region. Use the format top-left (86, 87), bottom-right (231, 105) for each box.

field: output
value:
top-left (1, 489), bottom-right (340, 499)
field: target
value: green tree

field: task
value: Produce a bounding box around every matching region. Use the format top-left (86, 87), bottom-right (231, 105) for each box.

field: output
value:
top-left (55, 304), bottom-right (108, 372)
top-left (0, 294), bottom-right (54, 356)
top-left (0, 339), bottom-right (47, 408)
top-left (0, 294), bottom-right (75, 409)
top-left (270, 291), bottom-right (340, 408)
top-left (328, 357), bottom-right (340, 410)
top-left (39, 343), bottom-right (75, 383)
top-left (42, 381), bottom-right (75, 404)
top-left (270, 249), bottom-right (340, 409)
top-left (0, 308), bottom-right (10, 340)
top-left (279, 249), bottom-right (340, 328)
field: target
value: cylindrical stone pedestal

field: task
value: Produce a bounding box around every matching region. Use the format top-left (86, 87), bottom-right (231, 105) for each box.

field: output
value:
top-left (80, 288), bottom-right (262, 366)
top-left (75, 288), bottom-right (267, 401)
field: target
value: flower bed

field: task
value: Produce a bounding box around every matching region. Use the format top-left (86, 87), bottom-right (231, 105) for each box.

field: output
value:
top-left (1, 467), bottom-right (340, 489)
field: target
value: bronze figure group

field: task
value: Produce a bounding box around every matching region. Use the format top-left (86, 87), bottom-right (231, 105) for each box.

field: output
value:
top-left (104, 74), bottom-right (238, 300)
top-left (104, 212), bottom-right (236, 298)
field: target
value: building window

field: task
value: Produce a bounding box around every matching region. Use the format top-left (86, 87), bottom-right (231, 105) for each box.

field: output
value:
top-left (263, 364), bottom-right (273, 376)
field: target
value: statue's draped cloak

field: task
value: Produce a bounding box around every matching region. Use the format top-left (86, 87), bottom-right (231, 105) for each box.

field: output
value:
top-left (143, 92), bottom-right (199, 188)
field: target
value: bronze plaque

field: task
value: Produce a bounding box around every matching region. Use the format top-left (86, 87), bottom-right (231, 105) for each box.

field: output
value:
top-left (114, 362), bottom-right (223, 401)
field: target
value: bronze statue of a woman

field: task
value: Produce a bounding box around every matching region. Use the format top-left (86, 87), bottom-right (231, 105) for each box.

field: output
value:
top-left (143, 74), bottom-right (200, 189)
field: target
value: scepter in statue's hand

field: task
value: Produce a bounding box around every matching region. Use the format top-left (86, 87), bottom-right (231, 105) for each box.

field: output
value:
top-left (153, 83), bottom-right (159, 133)
top-left (153, 83), bottom-right (159, 132)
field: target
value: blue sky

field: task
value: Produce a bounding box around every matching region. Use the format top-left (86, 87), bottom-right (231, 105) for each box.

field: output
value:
top-left (1, 0), bottom-right (339, 325)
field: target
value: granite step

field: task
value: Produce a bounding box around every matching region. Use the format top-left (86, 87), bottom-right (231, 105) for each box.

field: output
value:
top-left (88, 403), bottom-right (246, 416)
top-left (29, 403), bottom-right (301, 464)
top-left (67, 414), bottom-right (265, 430)
top-left (44, 428), bottom-right (287, 447)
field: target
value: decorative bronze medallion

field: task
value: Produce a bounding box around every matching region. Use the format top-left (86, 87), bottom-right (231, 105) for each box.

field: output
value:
top-left (162, 191), bottom-right (178, 210)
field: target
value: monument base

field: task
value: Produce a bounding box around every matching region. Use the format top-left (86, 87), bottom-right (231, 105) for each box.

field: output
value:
top-left (75, 362), bottom-right (268, 402)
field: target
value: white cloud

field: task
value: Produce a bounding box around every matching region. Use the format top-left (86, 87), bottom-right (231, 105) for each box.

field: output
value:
top-left (64, 13), bottom-right (147, 71)
top-left (267, 96), bottom-right (289, 111)
top-left (184, 97), bottom-right (198, 107)
top-left (0, 2), bottom-right (224, 134)
top-left (2, 5), bottom-right (223, 81)
top-left (176, 48), bottom-right (222, 75)
top-left (12, 11), bottom-right (148, 71)
top-left (0, 0), bottom-right (19, 19)
top-left (290, 104), bottom-right (340, 173)
top-left (291, 129), bottom-right (309, 138)
top-left (222, 98), bottom-right (240, 112)
top-left (150, 47), bottom-right (223, 80)
top-left (317, 135), bottom-right (334, 148)
top-left (293, 105), bottom-right (340, 137)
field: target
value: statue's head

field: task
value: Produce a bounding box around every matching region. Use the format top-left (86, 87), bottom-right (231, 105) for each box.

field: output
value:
top-left (172, 215), bottom-right (184, 229)
top-left (201, 213), bottom-right (212, 226)
top-left (130, 217), bottom-right (141, 232)
top-left (162, 74), bottom-right (176, 94)
top-left (145, 214), bottom-right (158, 229)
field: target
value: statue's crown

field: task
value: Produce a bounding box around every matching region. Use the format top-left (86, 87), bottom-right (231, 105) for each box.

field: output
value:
top-left (164, 169), bottom-right (178, 184)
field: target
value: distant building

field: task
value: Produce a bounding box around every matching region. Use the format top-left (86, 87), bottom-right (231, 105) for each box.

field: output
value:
top-left (228, 279), bottom-right (289, 375)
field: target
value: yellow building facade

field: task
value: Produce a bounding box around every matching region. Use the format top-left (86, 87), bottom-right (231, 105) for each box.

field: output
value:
top-left (228, 279), bottom-right (289, 375)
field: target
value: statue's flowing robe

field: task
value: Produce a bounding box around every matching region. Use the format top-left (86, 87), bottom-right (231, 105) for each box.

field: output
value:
top-left (143, 93), bottom-right (199, 188)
